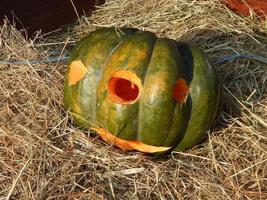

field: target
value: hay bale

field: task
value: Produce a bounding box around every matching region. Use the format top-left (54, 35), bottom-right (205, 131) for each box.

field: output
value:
top-left (0, 0), bottom-right (266, 199)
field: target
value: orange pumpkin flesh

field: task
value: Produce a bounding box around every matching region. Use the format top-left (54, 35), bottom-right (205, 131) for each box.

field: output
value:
top-left (68, 60), bottom-right (88, 86)
top-left (108, 78), bottom-right (139, 103)
top-left (172, 78), bottom-right (189, 104)
top-left (92, 127), bottom-right (171, 153)
top-left (108, 70), bottom-right (142, 104)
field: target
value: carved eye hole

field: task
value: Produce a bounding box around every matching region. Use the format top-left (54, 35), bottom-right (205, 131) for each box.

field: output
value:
top-left (172, 78), bottom-right (189, 104)
top-left (108, 70), bottom-right (142, 104)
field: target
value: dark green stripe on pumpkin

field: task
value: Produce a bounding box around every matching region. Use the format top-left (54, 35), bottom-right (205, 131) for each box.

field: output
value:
top-left (162, 97), bottom-right (191, 147)
top-left (96, 31), bottom-right (157, 140)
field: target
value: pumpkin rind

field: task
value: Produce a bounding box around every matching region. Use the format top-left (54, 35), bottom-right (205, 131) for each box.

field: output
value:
top-left (64, 28), bottom-right (221, 154)
top-left (96, 31), bottom-right (157, 140)
top-left (64, 28), bottom-right (137, 127)
top-left (175, 43), bottom-right (222, 151)
top-left (138, 39), bottom-right (189, 147)
top-left (92, 127), bottom-right (171, 153)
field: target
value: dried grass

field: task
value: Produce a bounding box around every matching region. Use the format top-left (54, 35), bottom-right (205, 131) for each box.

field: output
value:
top-left (0, 0), bottom-right (267, 199)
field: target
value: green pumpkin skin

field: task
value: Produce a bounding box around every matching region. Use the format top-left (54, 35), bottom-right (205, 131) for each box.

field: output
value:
top-left (64, 28), bottom-right (138, 127)
top-left (175, 43), bottom-right (222, 151)
top-left (64, 28), bottom-right (221, 153)
top-left (96, 36), bottom-right (190, 149)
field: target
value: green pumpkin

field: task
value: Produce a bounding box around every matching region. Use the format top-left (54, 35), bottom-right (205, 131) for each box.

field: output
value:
top-left (64, 27), bottom-right (221, 154)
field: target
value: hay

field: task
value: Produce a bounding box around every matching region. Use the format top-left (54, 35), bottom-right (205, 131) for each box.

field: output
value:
top-left (0, 0), bottom-right (266, 199)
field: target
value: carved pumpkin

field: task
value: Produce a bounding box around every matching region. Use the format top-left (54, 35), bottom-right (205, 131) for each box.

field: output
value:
top-left (64, 28), bottom-right (221, 154)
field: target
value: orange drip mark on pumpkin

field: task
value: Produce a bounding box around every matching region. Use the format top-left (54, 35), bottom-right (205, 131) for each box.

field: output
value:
top-left (172, 78), bottom-right (189, 104)
top-left (92, 127), bottom-right (171, 153)
top-left (108, 70), bottom-right (142, 104)
top-left (68, 60), bottom-right (88, 86)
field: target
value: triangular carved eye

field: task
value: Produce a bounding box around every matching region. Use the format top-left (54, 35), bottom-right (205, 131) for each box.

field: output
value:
top-left (172, 78), bottom-right (189, 104)
top-left (108, 70), bottom-right (142, 104)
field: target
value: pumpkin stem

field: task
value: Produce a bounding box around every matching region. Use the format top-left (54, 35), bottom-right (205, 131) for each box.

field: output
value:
top-left (108, 70), bottom-right (142, 104)
top-left (172, 78), bottom-right (189, 104)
